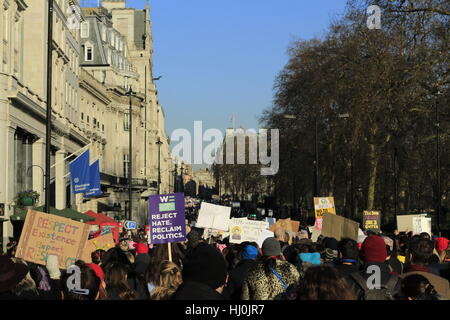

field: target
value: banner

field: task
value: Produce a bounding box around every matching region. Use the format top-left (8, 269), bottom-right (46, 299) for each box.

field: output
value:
top-left (363, 210), bottom-right (381, 231)
top-left (70, 150), bottom-right (91, 194)
top-left (15, 210), bottom-right (91, 269)
top-left (81, 233), bottom-right (115, 263)
top-left (148, 193), bottom-right (186, 244)
top-left (196, 202), bottom-right (231, 231)
top-left (314, 197), bottom-right (336, 231)
top-left (229, 218), bottom-right (270, 244)
top-left (322, 213), bottom-right (359, 241)
top-left (257, 229), bottom-right (275, 248)
top-left (85, 160), bottom-right (101, 197)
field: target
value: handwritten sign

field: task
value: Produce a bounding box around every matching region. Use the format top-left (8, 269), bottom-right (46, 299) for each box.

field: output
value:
top-left (149, 193), bottom-right (186, 244)
top-left (229, 218), bottom-right (269, 244)
top-left (196, 202), bottom-right (231, 231)
top-left (314, 197), bottom-right (336, 231)
top-left (81, 233), bottom-right (115, 263)
top-left (15, 210), bottom-right (90, 269)
top-left (363, 211), bottom-right (381, 231)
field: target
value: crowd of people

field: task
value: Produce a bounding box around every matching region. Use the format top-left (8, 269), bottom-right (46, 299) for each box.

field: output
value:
top-left (1, 223), bottom-right (449, 300)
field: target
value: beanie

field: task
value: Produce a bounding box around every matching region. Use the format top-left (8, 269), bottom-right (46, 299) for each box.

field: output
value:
top-left (182, 242), bottom-right (227, 290)
top-left (241, 245), bottom-right (258, 260)
top-left (435, 237), bottom-right (449, 252)
top-left (361, 236), bottom-right (388, 263)
top-left (323, 237), bottom-right (338, 251)
top-left (262, 237), bottom-right (281, 257)
top-left (133, 242), bottom-right (149, 255)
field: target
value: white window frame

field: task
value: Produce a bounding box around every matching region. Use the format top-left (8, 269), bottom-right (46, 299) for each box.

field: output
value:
top-left (85, 44), bottom-right (94, 62)
top-left (80, 22), bottom-right (89, 38)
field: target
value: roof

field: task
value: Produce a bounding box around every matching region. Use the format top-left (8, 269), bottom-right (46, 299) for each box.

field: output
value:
top-left (10, 206), bottom-right (95, 223)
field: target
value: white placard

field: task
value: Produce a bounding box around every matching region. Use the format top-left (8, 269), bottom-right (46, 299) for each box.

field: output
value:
top-left (229, 218), bottom-right (269, 244)
top-left (257, 229), bottom-right (275, 248)
top-left (196, 202), bottom-right (231, 231)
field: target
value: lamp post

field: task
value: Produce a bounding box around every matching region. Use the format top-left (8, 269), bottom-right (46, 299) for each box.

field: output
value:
top-left (45, 0), bottom-right (54, 214)
top-left (156, 138), bottom-right (163, 194)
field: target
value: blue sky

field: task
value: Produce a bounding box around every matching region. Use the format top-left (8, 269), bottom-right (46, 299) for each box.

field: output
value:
top-left (125, 0), bottom-right (348, 166)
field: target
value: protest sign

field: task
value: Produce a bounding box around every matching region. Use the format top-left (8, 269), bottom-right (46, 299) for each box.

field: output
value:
top-left (314, 197), bottom-right (336, 231)
top-left (322, 213), bottom-right (359, 241)
top-left (196, 202), bottom-right (231, 231)
top-left (229, 218), bottom-right (269, 244)
top-left (268, 218), bottom-right (293, 233)
top-left (15, 210), bottom-right (91, 269)
top-left (81, 233), bottom-right (115, 263)
top-left (291, 220), bottom-right (300, 233)
top-left (397, 214), bottom-right (431, 235)
top-left (257, 229), bottom-right (274, 247)
top-left (363, 211), bottom-right (381, 231)
top-left (309, 226), bottom-right (322, 242)
top-left (149, 193), bottom-right (186, 244)
top-left (265, 217), bottom-right (276, 227)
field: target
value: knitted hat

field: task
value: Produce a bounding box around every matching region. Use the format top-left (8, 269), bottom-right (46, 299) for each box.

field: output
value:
top-left (241, 245), bottom-right (258, 260)
top-left (182, 242), bottom-right (227, 290)
top-left (325, 248), bottom-right (338, 261)
top-left (323, 237), bottom-right (338, 251)
top-left (435, 237), bottom-right (449, 252)
top-left (0, 255), bottom-right (28, 293)
top-left (361, 236), bottom-right (388, 263)
top-left (133, 242), bottom-right (149, 255)
top-left (262, 237), bottom-right (281, 257)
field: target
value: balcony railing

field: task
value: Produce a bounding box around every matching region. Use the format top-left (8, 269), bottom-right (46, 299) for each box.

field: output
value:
top-left (100, 172), bottom-right (147, 188)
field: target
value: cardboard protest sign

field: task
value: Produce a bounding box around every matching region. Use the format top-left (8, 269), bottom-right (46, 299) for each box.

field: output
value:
top-left (321, 213), bottom-right (359, 241)
top-left (291, 220), bottom-right (300, 233)
top-left (196, 202), bottom-right (231, 231)
top-left (229, 218), bottom-right (269, 244)
top-left (314, 197), bottom-right (336, 231)
top-left (81, 233), bottom-right (115, 263)
top-left (15, 210), bottom-right (91, 269)
top-left (268, 218), bottom-right (293, 233)
top-left (149, 193), bottom-right (186, 244)
top-left (363, 211), bottom-right (381, 231)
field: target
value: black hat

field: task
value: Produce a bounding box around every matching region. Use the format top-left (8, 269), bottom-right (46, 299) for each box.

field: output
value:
top-left (182, 242), bottom-right (227, 290)
top-left (0, 255), bottom-right (29, 293)
top-left (323, 237), bottom-right (338, 251)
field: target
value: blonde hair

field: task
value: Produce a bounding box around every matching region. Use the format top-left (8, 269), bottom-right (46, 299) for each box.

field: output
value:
top-left (151, 261), bottom-right (183, 300)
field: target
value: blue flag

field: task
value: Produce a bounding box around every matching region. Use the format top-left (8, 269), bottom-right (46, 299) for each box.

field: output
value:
top-left (70, 150), bottom-right (91, 194)
top-left (85, 160), bottom-right (101, 197)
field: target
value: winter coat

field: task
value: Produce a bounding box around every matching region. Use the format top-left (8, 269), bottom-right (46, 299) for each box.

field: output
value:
top-left (223, 259), bottom-right (258, 300)
top-left (400, 271), bottom-right (450, 300)
top-left (172, 281), bottom-right (226, 300)
top-left (242, 259), bottom-right (300, 300)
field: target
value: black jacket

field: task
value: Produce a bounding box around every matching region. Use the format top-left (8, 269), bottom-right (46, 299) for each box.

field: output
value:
top-left (223, 259), bottom-right (258, 300)
top-left (172, 281), bottom-right (227, 300)
top-left (347, 262), bottom-right (403, 300)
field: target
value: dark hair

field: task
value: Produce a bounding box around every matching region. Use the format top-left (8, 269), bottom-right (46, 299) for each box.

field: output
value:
top-left (91, 249), bottom-right (106, 265)
top-left (104, 263), bottom-right (137, 300)
top-left (102, 247), bottom-right (132, 268)
top-left (337, 238), bottom-right (359, 260)
top-left (145, 244), bottom-right (184, 285)
top-left (292, 266), bottom-right (355, 300)
top-left (402, 274), bottom-right (439, 300)
top-left (283, 245), bottom-right (300, 265)
top-left (410, 238), bottom-right (433, 265)
top-left (420, 232), bottom-right (431, 240)
top-left (61, 261), bottom-right (100, 300)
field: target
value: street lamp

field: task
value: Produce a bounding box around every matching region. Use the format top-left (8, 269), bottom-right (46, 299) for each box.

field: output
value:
top-left (156, 138), bottom-right (163, 194)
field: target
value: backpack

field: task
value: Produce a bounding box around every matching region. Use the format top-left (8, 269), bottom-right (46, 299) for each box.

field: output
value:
top-left (349, 272), bottom-right (398, 300)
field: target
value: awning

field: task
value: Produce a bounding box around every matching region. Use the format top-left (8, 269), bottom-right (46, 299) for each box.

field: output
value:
top-left (9, 206), bottom-right (95, 223)
top-left (85, 210), bottom-right (118, 225)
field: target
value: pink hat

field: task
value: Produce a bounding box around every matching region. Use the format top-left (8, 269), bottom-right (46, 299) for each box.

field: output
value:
top-left (87, 263), bottom-right (104, 282)
top-left (435, 237), bottom-right (449, 252)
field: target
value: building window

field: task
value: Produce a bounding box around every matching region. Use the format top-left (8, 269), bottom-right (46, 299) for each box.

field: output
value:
top-left (123, 113), bottom-right (130, 131)
top-left (101, 25), bottom-right (107, 42)
top-left (85, 45), bottom-right (93, 61)
top-left (123, 154), bottom-right (129, 178)
top-left (81, 112), bottom-right (84, 121)
top-left (81, 22), bottom-right (89, 38)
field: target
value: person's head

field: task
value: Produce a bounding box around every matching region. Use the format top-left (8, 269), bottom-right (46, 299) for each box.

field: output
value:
top-left (420, 232), bottom-right (431, 240)
top-left (91, 250), bottom-right (106, 265)
top-left (360, 236), bottom-right (388, 263)
top-left (151, 261), bottom-right (183, 300)
top-left (323, 237), bottom-right (338, 251)
top-left (274, 228), bottom-right (286, 242)
top-left (133, 242), bottom-right (149, 255)
top-left (104, 262), bottom-right (136, 300)
top-left (402, 274), bottom-right (439, 300)
top-left (0, 255), bottom-right (29, 294)
top-left (240, 245), bottom-right (259, 261)
top-left (8, 258), bottom-right (37, 297)
top-left (293, 265), bottom-right (355, 300)
top-left (182, 242), bottom-right (228, 292)
top-left (283, 245), bottom-right (300, 265)
top-left (61, 262), bottom-right (101, 300)
top-left (410, 238), bottom-right (434, 265)
top-left (337, 238), bottom-right (359, 261)
top-left (261, 237), bottom-right (282, 258)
